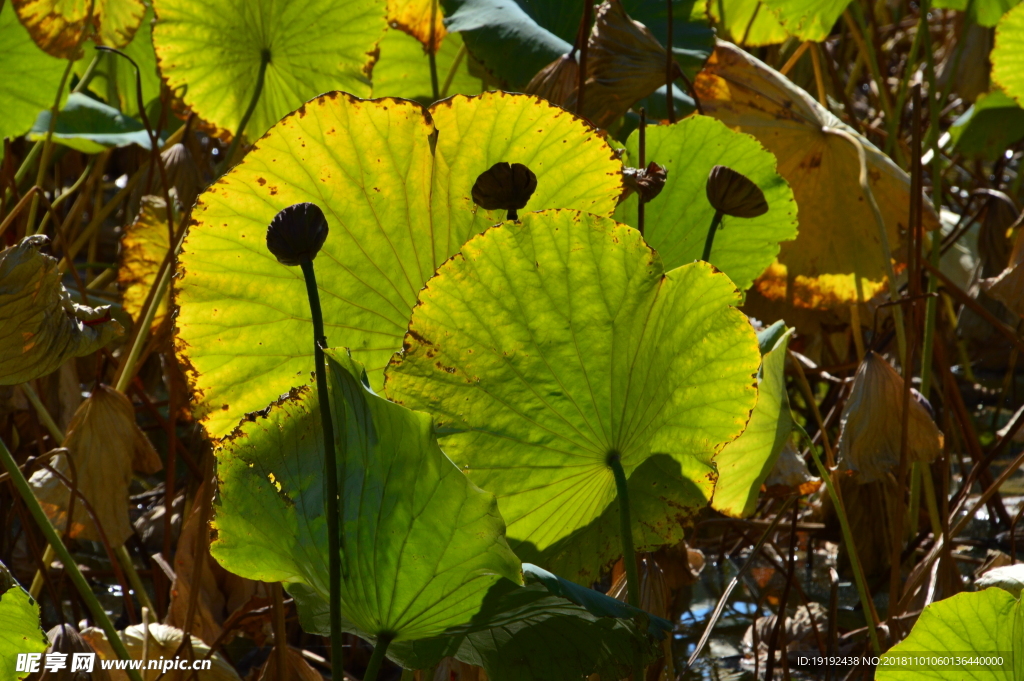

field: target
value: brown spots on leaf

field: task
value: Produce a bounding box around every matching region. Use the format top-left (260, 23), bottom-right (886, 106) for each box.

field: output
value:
top-left (802, 152), bottom-right (822, 169)
top-left (257, 177), bottom-right (267, 186)
top-left (435, 362), bottom-right (456, 374)
top-left (269, 187), bottom-right (278, 196)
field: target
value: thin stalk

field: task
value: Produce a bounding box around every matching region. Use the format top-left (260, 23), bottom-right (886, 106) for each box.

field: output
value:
top-left (607, 452), bottom-right (643, 681)
top-left (637, 107), bottom-right (646, 236)
top-left (576, 0), bottom-right (593, 117)
top-left (28, 59), bottom-right (75, 233)
top-left (809, 42), bottom-right (828, 107)
top-left (364, 633), bottom-right (394, 681)
top-left (22, 382), bottom-right (63, 443)
top-left (0, 436), bottom-right (143, 681)
top-left (439, 43), bottom-right (467, 99)
top-left (665, 0), bottom-right (674, 123)
top-left (72, 51), bottom-right (103, 95)
top-left (273, 582), bottom-right (289, 677)
top-left (113, 257), bottom-right (173, 393)
top-left (428, 0), bottom-right (440, 101)
top-left (799, 426), bottom-right (881, 654)
top-left (701, 210), bottom-right (724, 262)
top-left (219, 49), bottom-right (271, 174)
top-left (844, 6), bottom-right (894, 141)
top-left (115, 544), bottom-right (156, 615)
top-left (764, 503), bottom-right (799, 681)
top-left (299, 260), bottom-right (344, 673)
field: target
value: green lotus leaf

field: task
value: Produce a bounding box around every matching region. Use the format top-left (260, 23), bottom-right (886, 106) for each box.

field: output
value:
top-left (442, 0), bottom-right (712, 91)
top-left (0, 563), bottom-right (48, 680)
top-left (385, 210), bottom-right (760, 582)
top-left (614, 114), bottom-right (797, 292)
top-left (370, 28), bottom-right (483, 103)
top-left (212, 349), bottom-right (522, 642)
top-left (708, 0), bottom-right (789, 47)
top-left (877, 588), bottom-right (1023, 680)
top-left (760, 0), bottom-right (849, 41)
top-left (993, 4), bottom-right (1024, 108)
top-left (151, 0), bottom-right (387, 140)
top-left (291, 563), bottom-right (671, 680)
top-left (948, 89), bottom-right (1024, 161)
top-left (176, 91), bottom-right (623, 437)
top-left (0, 3), bottom-right (68, 145)
top-left (935, 0), bottom-right (1020, 27)
top-left (30, 92), bottom-right (158, 154)
top-left (0, 236), bottom-right (124, 386)
top-left (711, 321), bottom-right (794, 518)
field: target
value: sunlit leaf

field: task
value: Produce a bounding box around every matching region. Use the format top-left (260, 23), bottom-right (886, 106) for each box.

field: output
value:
top-left (948, 89), bottom-right (1024, 161)
top-left (712, 322), bottom-right (794, 518)
top-left (388, 0), bottom-right (446, 51)
top-left (0, 564), bottom-right (47, 680)
top-left (11, 0), bottom-right (146, 59)
top-left (212, 350), bottom-right (522, 641)
top-left (385, 210), bottom-right (760, 582)
top-left (29, 92), bottom-right (157, 153)
top-left (760, 0), bottom-right (848, 41)
top-left (613, 114), bottom-right (797, 292)
top-left (151, 0), bottom-right (387, 140)
top-left (0, 236), bottom-right (123, 386)
top-left (695, 41), bottom-right (939, 308)
top-left (992, 3), bottom-right (1024, 108)
top-left (936, 0), bottom-right (1021, 27)
top-left (0, 3), bottom-right (68, 145)
top-left (708, 0), bottom-right (789, 47)
top-left (977, 565), bottom-right (1024, 597)
top-left (877, 589), bottom-right (1023, 680)
top-left (175, 92), bottom-right (623, 437)
top-left (118, 196), bottom-right (171, 330)
top-left (371, 28), bottom-right (482, 103)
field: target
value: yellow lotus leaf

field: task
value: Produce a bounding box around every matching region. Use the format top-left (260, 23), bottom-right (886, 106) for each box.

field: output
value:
top-left (982, 223), bottom-right (1024, 318)
top-left (695, 41), bottom-right (939, 309)
top-left (11, 0), bottom-right (145, 59)
top-left (118, 196), bottom-right (170, 331)
top-left (388, 0), bottom-right (446, 52)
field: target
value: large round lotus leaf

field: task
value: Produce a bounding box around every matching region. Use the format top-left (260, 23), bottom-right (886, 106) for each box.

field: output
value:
top-left (937, 0), bottom-right (1020, 27)
top-left (151, 0), bottom-right (387, 141)
top-left (877, 588), bottom-right (1023, 680)
top-left (213, 350), bottom-right (522, 641)
top-left (176, 92), bottom-right (622, 438)
top-left (993, 4), bottom-right (1024, 107)
top-left (708, 0), bottom-right (789, 47)
top-left (758, 0), bottom-right (848, 41)
top-left (371, 28), bottom-right (483, 103)
top-left (695, 41), bottom-right (939, 309)
top-left (385, 210), bottom-right (760, 582)
top-left (11, 0), bottom-right (145, 59)
top-left (614, 114), bottom-right (797, 292)
top-left (0, 3), bottom-right (68, 144)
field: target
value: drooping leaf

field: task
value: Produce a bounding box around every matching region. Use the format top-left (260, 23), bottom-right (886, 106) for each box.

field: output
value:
top-left (212, 350), bottom-right (523, 642)
top-left (695, 41), bottom-right (939, 308)
top-left (0, 563), bottom-right (48, 680)
top-left (11, 0), bottom-right (146, 59)
top-left (0, 3), bottom-right (68, 145)
top-left (118, 196), bottom-right (171, 330)
top-left (711, 322), bottom-right (794, 518)
top-left (388, 0), bottom-right (447, 51)
top-left (290, 563), bottom-right (671, 681)
top-left (876, 589), bottom-right (1023, 680)
top-left (948, 89), bottom-right (1024, 160)
top-left (29, 91), bottom-right (157, 154)
top-left (992, 4), bottom-right (1024, 108)
top-left (760, 0), bottom-right (848, 41)
top-left (151, 0), bottom-right (387, 140)
top-left (385, 210), bottom-right (760, 582)
top-left (977, 565), bottom-right (1024, 597)
top-left (708, 0), bottom-right (789, 47)
top-left (29, 385), bottom-right (163, 547)
top-left (613, 114), bottom-right (797, 292)
top-left (175, 92), bottom-right (623, 437)
top-left (371, 29), bottom-right (483, 103)
top-left (936, 0), bottom-right (1021, 27)
top-left (83, 623), bottom-right (243, 681)
top-left (0, 236), bottom-right (123, 386)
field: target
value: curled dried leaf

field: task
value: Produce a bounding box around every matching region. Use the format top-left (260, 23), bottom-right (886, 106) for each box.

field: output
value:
top-left (981, 225), bottom-right (1024, 318)
top-left (29, 386), bottom-right (162, 547)
top-left (0, 235), bottom-right (123, 385)
top-left (258, 646), bottom-right (324, 681)
top-left (620, 161), bottom-right (668, 204)
top-left (82, 623), bottom-right (242, 681)
top-left (470, 161), bottom-right (538, 215)
top-left (525, 54), bottom-right (579, 108)
top-left (763, 439), bottom-right (819, 497)
top-left (706, 164), bottom-right (769, 218)
top-left (836, 352), bottom-right (944, 483)
top-left (266, 202), bottom-right (330, 266)
top-left (44, 624), bottom-right (112, 681)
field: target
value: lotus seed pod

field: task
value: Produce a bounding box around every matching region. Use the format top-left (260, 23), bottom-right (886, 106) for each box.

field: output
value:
top-left (266, 203), bottom-right (329, 266)
top-left (471, 162), bottom-right (538, 214)
top-left (705, 165), bottom-right (769, 218)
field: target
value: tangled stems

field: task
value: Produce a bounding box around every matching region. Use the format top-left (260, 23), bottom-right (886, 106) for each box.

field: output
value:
top-left (607, 451), bottom-right (644, 680)
top-left (299, 260), bottom-right (344, 672)
top-left (701, 210), bottom-right (724, 263)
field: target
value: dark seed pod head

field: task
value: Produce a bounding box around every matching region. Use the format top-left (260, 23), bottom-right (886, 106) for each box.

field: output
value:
top-left (471, 162), bottom-right (538, 212)
top-left (705, 165), bottom-right (769, 218)
top-left (266, 202), bottom-right (329, 266)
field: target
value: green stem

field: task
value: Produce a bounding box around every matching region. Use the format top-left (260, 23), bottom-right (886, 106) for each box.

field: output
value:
top-left (300, 260), bottom-right (344, 674)
top-left (364, 633), bottom-right (394, 681)
top-left (28, 58), bottom-right (75, 234)
top-left (219, 49), bottom-right (270, 174)
top-left (0, 436), bottom-right (143, 681)
top-left (113, 256), bottom-right (173, 393)
top-left (428, 0), bottom-right (440, 101)
top-left (800, 426), bottom-right (881, 654)
top-left (115, 544), bottom-right (156, 615)
top-left (701, 210), bottom-right (724, 263)
top-left (440, 43), bottom-right (466, 99)
top-left (608, 452), bottom-right (644, 681)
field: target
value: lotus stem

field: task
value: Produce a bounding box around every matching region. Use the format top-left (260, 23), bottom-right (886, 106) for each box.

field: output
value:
top-left (428, 0), bottom-right (440, 101)
top-left (27, 58), bottom-right (75, 234)
top-left (299, 259), bottom-right (344, 673)
top-left (607, 451), bottom-right (644, 680)
top-left (440, 43), bottom-right (467, 99)
top-left (220, 48), bottom-right (270, 173)
top-left (701, 210), bottom-right (724, 263)
top-left (364, 633), bottom-right (395, 681)
top-left (0, 436), bottom-right (144, 681)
